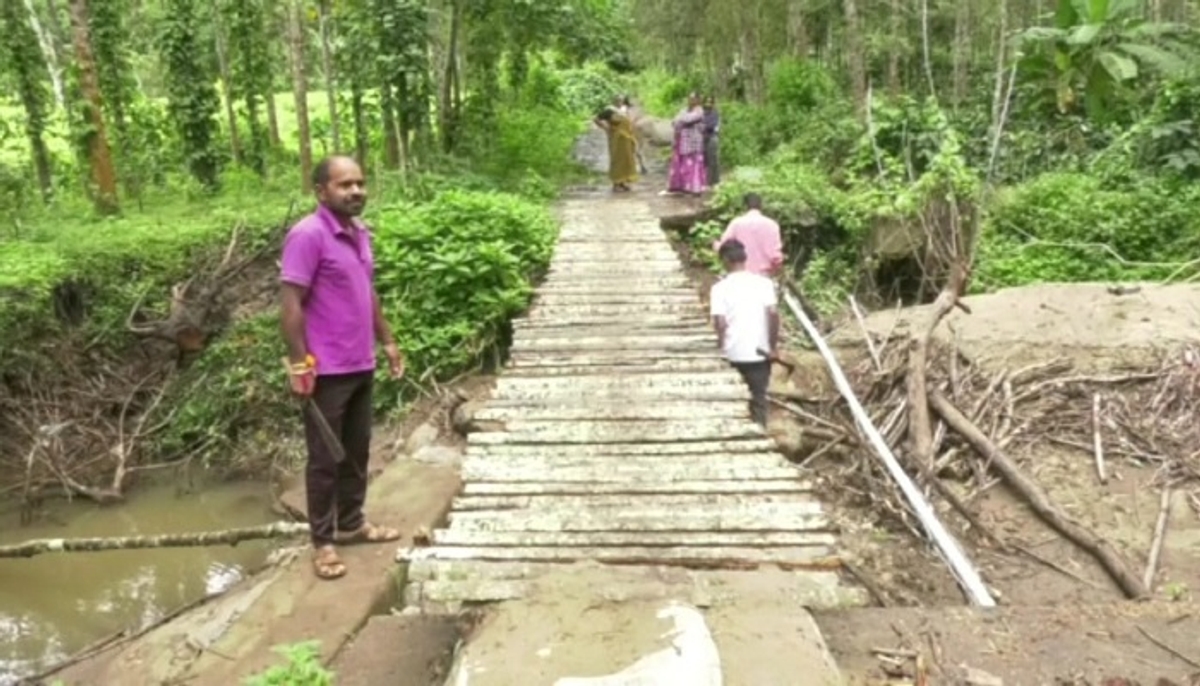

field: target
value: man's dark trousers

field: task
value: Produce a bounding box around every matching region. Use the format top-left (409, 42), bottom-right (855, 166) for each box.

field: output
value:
top-left (304, 371), bottom-right (373, 546)
top-left (731, 360), bottom-right (770, 427)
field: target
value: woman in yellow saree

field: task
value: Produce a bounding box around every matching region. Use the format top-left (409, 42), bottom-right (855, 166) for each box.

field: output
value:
top-left (594, 105), bottom-right (639, 192)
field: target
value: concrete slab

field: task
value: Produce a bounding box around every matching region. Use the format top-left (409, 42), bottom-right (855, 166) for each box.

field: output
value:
top-left (438, 564), bottom-right (848, 686)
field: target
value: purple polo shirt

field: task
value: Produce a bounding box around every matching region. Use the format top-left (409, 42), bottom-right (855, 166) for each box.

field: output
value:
top-left (280, 204), bottom-right (377, 376)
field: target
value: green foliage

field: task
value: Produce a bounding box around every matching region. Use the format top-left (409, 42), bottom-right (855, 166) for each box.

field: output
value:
top-left (976, 172), bottom-right (1200, 288)
top-left (1017, 0), bottom-right (1195, 121)
top-left (372, 190), bottom-right (558, 378)
top-left (244, 641), bottom-right (333, 686)
top-left (157, 185), bottom-right (558, 460)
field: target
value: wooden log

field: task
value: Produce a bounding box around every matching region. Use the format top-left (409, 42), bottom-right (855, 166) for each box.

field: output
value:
top-left (928, 391), bottom-right (1148, 599)
top-left (0, 521), bottom-right (309, 559)
top-left (907, 264), bottom-right (968, 469)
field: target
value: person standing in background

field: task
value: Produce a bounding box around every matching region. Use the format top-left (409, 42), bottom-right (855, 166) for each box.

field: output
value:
top-left (593, 101), bottom-right (639, 193)
top-left (280, 155), bottom-right (405, 581)
top-left (712, 193), bottom-right (783, 277)
top-left (662, 93), bottom-right (707, 196)
top-left (702, 95), bottom-right (721, 190)
top-left (709, 239), bottom-right (779, 427)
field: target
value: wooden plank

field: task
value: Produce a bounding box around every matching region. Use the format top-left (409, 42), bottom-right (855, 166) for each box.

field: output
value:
top-left (459, 465), bottom-right (800, 484)
top-left (511, 335), bottom-right (713, 351)
top-left (502, 361), bottom-right (730, 377)
top-left (401, 545), bottom-right (840, 569)
top-left (430, 529), bottom-right (834, 547)
top-left (467, 420), bottom-right (763, 445)
top-left (446, 506), bottom-right (830, 532)
top-left (473, 402), bottom-right (749, 421)
top-left (460, 478), bottom-right (809, 496)
top-left (465, 439), bottom-right (778, 456)
top-left (451, 492), bottom-right (819, 512)
top-left (509, 351), bottom-right (716, 365)
top-left (493, 373), bottom-right (743, 392)
top-left (484, 390), bottom-right (750, 406)
top-left (461, 455), bottom-right (789, 479)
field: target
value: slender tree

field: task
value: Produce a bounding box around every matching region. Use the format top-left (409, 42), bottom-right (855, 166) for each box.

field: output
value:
top-left (287, 0), bottom-right (313, 192)
top-left (159, 0), bottom-right (221, 189)
top-left (2, 0), bottom-right (56, 201)
top-left (68, 0), bottom-right (120, 214)
top-left (316, 0), bottom-right (341, 152)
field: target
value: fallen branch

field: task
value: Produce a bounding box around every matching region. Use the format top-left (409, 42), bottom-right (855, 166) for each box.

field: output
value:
top-left (929, 391), bottom-right (1148, 599)
top-left (1136, 625), bottom-right (1200, 669)
top-left (849, 295), bottom-right (882, 372)
top-left (1092, 393), bottom-right (1107, 484)
top-left (782, 286), bottom-right (995, 607)
top-left (0, 521), bottom-right (309, 559)
top-left (1143, 487), bottom-right (1171, 591)
top-left (907, 264), bottom-right (969, 470)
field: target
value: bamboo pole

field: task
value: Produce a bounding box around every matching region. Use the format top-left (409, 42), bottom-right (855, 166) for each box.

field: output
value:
top-left (0, 521), bottom-right (309, 559)
top-left (780, 287), bottom-right (996, 607)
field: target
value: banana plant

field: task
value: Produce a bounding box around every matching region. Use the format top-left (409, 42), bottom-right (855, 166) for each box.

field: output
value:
top-left (1016, 0), bottom-right (1194, 120)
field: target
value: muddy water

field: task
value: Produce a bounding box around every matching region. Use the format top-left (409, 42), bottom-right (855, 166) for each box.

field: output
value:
top-left (0, 480), bottom-right (276, 682)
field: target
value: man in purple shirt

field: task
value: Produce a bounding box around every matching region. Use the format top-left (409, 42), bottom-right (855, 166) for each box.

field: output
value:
top-left (280, 155), bottom-right (405, 580)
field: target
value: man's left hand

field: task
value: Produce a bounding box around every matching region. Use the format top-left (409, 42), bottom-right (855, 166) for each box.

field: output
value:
top-left (383, 343), bottom-right (405, 380)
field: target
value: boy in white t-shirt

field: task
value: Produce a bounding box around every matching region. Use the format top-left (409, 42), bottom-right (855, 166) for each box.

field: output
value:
top-left (709, 239), bottom-right (780, 427)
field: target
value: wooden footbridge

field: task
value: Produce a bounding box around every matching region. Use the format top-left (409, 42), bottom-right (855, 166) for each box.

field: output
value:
top-left (398, 195), bottom-right (865, 611)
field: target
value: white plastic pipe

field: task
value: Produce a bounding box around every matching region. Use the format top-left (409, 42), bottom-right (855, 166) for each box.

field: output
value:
top-left (782, 288), bottom-right (996, 607)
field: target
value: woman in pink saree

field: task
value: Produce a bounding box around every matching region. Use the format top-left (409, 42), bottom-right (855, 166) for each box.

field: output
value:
top-left (663, 93), bottom-right (707, 196)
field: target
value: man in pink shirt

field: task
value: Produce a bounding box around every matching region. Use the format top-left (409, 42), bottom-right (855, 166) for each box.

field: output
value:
top-left (280, 155), bottom-right (405, 581)
top-left (712, 193), bottom-right (784, 276)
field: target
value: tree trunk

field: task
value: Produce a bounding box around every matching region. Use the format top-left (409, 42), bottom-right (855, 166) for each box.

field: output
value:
top-left (67, 0), bottom-right (119, 214)
top-left (439, 0), bottom-right (461, 153)
top-left (288, 0), bottom-right (312, 194)
top-left (213, 9), bottom-right (241, 163)
top-left (887, 0), bottom-right (902, 96)
top-left (381, 82), bottom-right (400, 169)
top-left (25, 0), bottom-right (65, 108)
top-left (952, 0), bottom-right (969, 106)
top-left (2, 0), bottom-right (55, 201)
top-left (265, 87), bottom-right (281, 147)
top-left (317, 0), bottom-right (340, 152)
top-left (351, 82), bottom-right (368, 166)
top-left (842, 0), bottom-right (867, 113)
top-left (787, 0), bottom-right (809, 58)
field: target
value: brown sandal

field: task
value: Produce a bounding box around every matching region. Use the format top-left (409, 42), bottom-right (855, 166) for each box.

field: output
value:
top-left (336, 522), bottom-right (401, 545)
top-left (312, 545), bottom-right (347, 580)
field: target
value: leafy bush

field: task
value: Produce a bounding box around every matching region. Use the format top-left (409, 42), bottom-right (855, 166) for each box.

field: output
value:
top-left (244, 641), bottom-right (332, 686)
top-left (159, 188), bottom-right (558, 460)
top-left (975, 172), bottom-right (1200, 288)
top-left (372, 189), bottom-right (558, 378)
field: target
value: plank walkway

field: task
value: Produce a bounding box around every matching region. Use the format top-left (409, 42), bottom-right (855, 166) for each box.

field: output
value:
top-left (398, 197), bottom-right (864, 611)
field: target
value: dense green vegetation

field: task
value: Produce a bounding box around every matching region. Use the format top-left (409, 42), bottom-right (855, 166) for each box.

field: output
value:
top-left (1, 0), bottom-right (1198, 485)
top-left (0, 0), bottom-right (623, 483)
top-left (630, 0), bottom-right (1200, 312)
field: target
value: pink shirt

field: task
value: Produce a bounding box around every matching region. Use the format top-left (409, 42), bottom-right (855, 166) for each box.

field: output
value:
top-left (713, 210), bottom-right (783, 276)
top-left (280, 205), bottom-right (377, 376)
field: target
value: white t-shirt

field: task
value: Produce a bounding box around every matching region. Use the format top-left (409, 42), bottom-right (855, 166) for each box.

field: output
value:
top-left (709, 271), bottom-right (777, 363)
